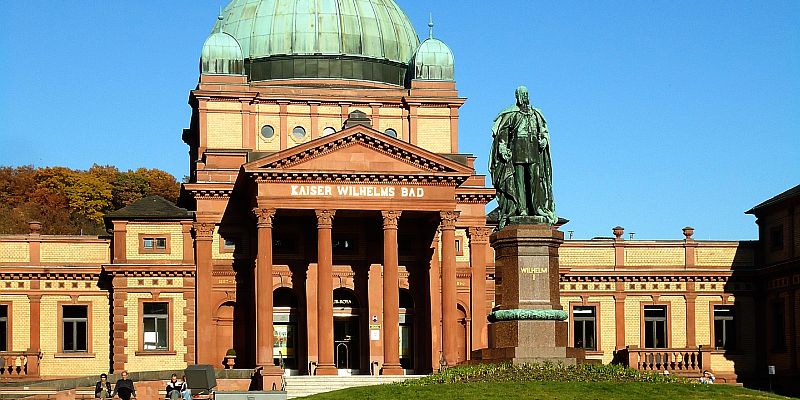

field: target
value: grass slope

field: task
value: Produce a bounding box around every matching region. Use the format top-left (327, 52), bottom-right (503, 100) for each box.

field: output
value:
top-left (304, 381), bottom-right (787, 400)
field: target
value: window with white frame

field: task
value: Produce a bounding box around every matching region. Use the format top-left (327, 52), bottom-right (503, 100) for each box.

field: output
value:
top-left (572, 306), bottom-right (597, 351)
top-left (143, 302), bottom-right (169, 350)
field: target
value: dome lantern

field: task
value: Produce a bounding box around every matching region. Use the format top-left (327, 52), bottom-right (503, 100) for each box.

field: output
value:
top-left (410, 16), bottom-right (455, 81)
top-left (200, 30), bottom-right (245, 76)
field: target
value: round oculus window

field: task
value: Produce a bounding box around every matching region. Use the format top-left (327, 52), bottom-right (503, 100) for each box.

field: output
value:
top-left (384, 128), bottom-right (398, 138)
top-left (260, 125), bottom-right (275, 139)
top-left (322, 127), bottom-right (336, 136)
top-left (292, 126), bottom-right (306, 140)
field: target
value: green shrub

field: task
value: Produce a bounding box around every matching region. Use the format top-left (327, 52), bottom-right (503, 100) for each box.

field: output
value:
top-left (399, 363), bottom-right (694, 387)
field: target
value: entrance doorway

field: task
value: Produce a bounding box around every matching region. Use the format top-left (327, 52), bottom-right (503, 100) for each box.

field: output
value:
top-left (273, 288), bottom-right (299, 374)
top-left (399, 288), bottom-right (415, 372)
top-left (333, 288), bottom-right (361, 374)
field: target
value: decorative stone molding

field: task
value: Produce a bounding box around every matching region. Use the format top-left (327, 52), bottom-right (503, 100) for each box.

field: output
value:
top-left (467, 226), bottom-right (492, 244)
top-left (439, 211), bottom-right (460, 230)
top-left (381, 210), bottom-right (402, 230)
top-left (315, 209), bottom-right (336, 229)
top-left (456, 193), bottom-right (495, 204)
top-left (193, 222), bottom-right (215, 240)
top-left (253, 208), bottom-right (276, 228)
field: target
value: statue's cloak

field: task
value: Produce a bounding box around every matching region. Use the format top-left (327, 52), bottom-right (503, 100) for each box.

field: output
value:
top-left (489, 104), bottom-right (557, 226)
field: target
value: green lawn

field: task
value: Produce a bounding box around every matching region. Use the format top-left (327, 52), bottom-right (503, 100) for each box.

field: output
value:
top-left (303, 382), bottom-right (787, 400)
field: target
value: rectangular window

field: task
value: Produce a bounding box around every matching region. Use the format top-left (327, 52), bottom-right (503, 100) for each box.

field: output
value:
top-left (223, 238), bottom-right (236, 250)
top-left (143, 302), bottom-right (169, 351)
top-left (643, 306), bottom-right (668, 349)
top-left (0, 305), bottom-right (8, 352)
top-left (572, 306), bottom-right (597, 351)
top-left (455, 239), bottom-right (463, 255)
top-left (62, 305), bottom-right (88, 352)
top-left (140, 235), bottom-right (169, 254)
top-left (713, 306), bottom-right (736, 350)
top-left (772, 301), bottom-right (785, 351)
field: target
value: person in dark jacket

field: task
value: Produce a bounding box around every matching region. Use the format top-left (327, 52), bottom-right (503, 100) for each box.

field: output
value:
top-left (94, 373), bottom-right (112, 399)
top-left (112, 370), bottom-right (136, 400)
top-left (166, 373), bottom-right (183, 400)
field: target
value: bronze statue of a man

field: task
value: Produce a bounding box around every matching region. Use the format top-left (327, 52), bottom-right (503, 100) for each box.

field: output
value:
top-left (489, 86), bottom-right (556, 229)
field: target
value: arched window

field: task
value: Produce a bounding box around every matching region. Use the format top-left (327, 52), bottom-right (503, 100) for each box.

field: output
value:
top-left (322, 126), bottom-right (336, 136)
top-left (384, 128), bottom-right (398, 138)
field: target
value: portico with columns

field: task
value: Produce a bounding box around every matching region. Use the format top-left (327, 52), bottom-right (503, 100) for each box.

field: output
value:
top-left (233, 125), bottom-right (492, 375)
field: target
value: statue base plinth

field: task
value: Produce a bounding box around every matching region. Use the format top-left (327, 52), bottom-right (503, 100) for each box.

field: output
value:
top-left (470, 320), bottom-right (584, 365)
top-left (473, 224), bottom-right (584, 366)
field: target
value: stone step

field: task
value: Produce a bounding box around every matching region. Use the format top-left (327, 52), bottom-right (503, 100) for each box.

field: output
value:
top-left (284, 375), bottom-right (422, 398)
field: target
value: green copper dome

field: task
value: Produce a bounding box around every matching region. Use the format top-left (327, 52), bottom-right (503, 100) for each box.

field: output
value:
top-left (201, 32), bottom-right (245, 75)
top-left (211, 0), bottom-right (421, 84)
top-left (412, 37), bottom-right (454, 81)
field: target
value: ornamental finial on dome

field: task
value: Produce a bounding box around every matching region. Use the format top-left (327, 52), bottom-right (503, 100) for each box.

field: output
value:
top-left (428, 13), bottom-right (434, 39)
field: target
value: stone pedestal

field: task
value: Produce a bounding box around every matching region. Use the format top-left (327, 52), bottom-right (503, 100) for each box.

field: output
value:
top-left (471, 224), bottom-right (585, 365)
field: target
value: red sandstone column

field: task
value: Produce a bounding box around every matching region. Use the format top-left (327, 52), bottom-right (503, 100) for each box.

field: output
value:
top-left (381, 211), bottom-right (403, 375)
top-left (468, 226), bottom-right (491, 350)
top-left (315, 209), bottom-right (337, 375)
top-left (27, 290), bottom-right (41, 377)
top-left (193, 222), bottom-right (216, 366)
top-left (440, 211), bottom-right (460, 366)
top-left (254, 208), bottom-right (277, 367)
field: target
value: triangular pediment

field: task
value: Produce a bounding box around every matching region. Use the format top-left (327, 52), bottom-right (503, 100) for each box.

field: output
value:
top-left (244, 125), bottom-right (474, 177)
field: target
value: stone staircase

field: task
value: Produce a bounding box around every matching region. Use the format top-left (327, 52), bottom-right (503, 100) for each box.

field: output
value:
top-left (284, 375), bottom-right (423, 399)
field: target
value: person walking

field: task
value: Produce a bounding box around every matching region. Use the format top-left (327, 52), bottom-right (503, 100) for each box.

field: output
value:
top-left (112, 370), bottom-right (137, 400)
top-left (94, 373), bottom-right (112, 399)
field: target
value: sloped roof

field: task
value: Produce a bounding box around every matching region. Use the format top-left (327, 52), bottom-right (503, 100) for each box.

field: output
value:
top-left (746, 183), bottom-right (800, 214)
top-left (105, 196), bottom-right (192, 220)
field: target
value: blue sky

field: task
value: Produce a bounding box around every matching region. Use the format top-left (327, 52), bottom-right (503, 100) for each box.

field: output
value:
top-left (1, 1), bottom-right (797, 240)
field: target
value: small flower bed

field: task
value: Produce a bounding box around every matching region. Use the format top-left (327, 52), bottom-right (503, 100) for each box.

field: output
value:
top-left (399, 363), bottom-right (693, 386)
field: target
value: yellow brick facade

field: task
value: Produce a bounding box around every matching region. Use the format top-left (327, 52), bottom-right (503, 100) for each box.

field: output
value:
top-left (206, 112), bottom-right (243, 148)
top-left (256, 114), bottom-right (281, 151)
top-left (695, 247), bottom-right (754, 266)
top-left (662, 296), bottom-right (687, 347)
top-left (317, 105), bottom-right (341, 116)
top-left (695, 295), bottom-right (721, 346)
top-left (287, 104), bottom-right (311, 115)
top-left (416, 118), bottom-right (451, 153)
top-left (123, 292), bottom-right (188, 372)
top-left (588, 296), bottom-right (617, 363)
top-left (39, 294), bottom-right (110, 376)
top-left (317, 117), bottom-right (342, 136)
top-left (212, 227), bottom-right (233, 260)
top-left (377, 118), bottom-right (403, 140)
top-left (0, 242), bottom-right (29, 262)
top-left (125, 224), bottom-right (184, 261)
top-left (560, 247), bottom-right (615, 267)
top-left (379, 107), bottom-right (403, 117)
top-left (417, 107), bottom-right (451, 117)
top-left (624, 247), bottom-right (684, 266)
top-left (40, 242), bottom-right (109, 264)
top-left (456, 229), bottom-right (470, 263)
top-left (624, 296), bottom-right (651, 345)
top-left (287, 116), bottom-right (313, 147)
top-left (206, 101), bottom-right (242, 111)
top-left (0, 295), bottom-right (30, 351)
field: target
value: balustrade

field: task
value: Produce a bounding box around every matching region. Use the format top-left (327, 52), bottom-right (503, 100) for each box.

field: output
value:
top-left (623, 346), bottom-right (710, 375)
top-left (0, 351), bottom-right (41, 379)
